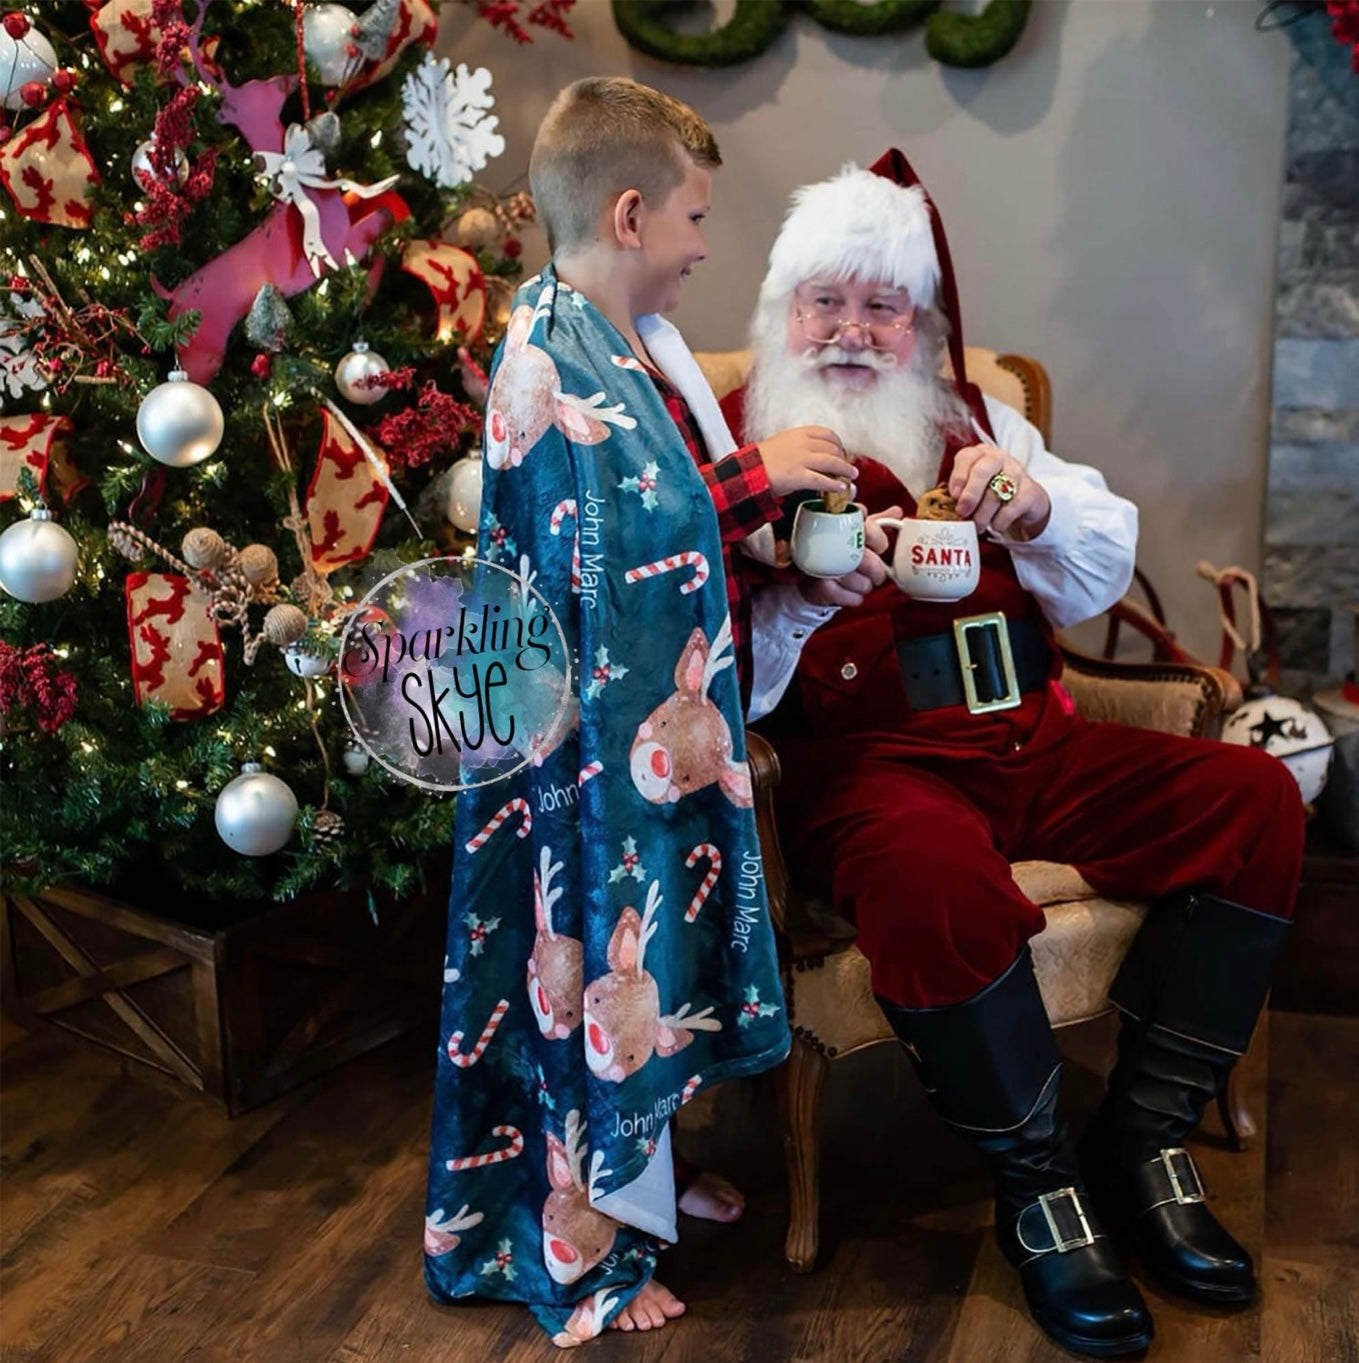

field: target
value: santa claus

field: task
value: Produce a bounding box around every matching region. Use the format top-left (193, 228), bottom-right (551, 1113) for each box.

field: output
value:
top-left (728, 152), bottom-right (1302, 1358)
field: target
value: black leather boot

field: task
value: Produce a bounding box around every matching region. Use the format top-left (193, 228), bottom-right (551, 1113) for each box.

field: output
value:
top-left (879, 949), bottom-right (1153, 1358)
top-left (1082, 893), bottom-right (1291, 1305)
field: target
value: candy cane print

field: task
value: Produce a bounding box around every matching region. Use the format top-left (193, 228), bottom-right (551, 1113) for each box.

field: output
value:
top-left (549, 499), bottom-right (577, 534)
top-left (624, 552), bottom-right (709, 595)
top-left (446, 998), bottom-right (510, 1068)
top-left (679, 1075), bottom-right (702, 1108)
top-left (578, 761), bottom-right (603, 786)
top-left (445, 1125), bottom-right (525, 1172)
top-left (684, 843), bottom-right (722, 923)
top-left (549, 500), bottom-right (582, 594)
top-left (465, 798), bottom-right (532, 853)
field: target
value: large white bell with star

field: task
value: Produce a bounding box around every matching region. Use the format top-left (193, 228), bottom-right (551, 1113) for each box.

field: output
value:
top-left (1221, 695), bottom-right (1334, 806)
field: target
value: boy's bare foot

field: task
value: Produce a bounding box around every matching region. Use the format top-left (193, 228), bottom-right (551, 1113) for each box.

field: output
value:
top-left (608, 1280), bottom-right (686, 1331)
top-left (677, 1169), bottom-right (745, 1222)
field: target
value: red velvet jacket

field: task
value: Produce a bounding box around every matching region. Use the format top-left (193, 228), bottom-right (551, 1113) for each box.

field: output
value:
top-left (722, 382), bottom-right (1073, 762)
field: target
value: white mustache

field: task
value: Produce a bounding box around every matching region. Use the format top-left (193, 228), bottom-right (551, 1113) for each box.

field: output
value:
top-left (800, 344), bottom-right (900, 371)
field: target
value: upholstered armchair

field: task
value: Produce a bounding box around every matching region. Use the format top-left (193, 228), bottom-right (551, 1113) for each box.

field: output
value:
top-left (695, 346), bottom-right (1248, 1274)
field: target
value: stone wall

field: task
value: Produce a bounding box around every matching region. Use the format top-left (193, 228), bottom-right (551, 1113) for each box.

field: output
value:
top-left (1267, 24), bottom-right (1359, 688)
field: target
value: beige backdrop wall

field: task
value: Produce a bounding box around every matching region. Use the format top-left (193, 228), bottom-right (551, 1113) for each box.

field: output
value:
top-left (437, 0), bottom-right (1293, 664)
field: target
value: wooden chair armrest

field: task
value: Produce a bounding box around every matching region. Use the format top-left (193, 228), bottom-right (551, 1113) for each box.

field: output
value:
top-left (748, 730), bottom-right (858, 963)
top-left (746, 731), bottom-right (789, 946)
top-left (1058, 641), bottom-right (1243, 739)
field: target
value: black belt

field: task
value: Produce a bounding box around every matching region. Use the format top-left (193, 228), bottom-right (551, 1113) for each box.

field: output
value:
top-left (897, 613), bottom-right (1051, 714)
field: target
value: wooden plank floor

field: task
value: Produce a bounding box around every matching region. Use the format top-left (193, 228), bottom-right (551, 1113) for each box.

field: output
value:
top-left (2, 1008), bottom-right (1355, 1363)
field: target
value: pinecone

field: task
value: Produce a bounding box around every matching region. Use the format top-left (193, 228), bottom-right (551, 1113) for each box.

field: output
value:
top-left (310, 809), bottom-right (345, 848)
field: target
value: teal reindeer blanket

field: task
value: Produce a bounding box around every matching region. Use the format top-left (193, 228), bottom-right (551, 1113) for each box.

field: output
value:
top-left (424, 266), bottom-right (790, 1346)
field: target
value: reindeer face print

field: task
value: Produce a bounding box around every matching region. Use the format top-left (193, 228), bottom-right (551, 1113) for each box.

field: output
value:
top-left (485, 318), bottom-right (560, 470)
top-left (541, 1115), bottom-right (618, 1286)
top-left (583, 886), bottom-right (722, 1084)
top-left (583, 907), bottom-right (662, 1082)
top-left (528, 939), bottom-right (583, 1039)
top-left (527, 848), bottom-right (583, 1039)
top-left (630, 624), bottom-right (754, 809)
top-left (484, 303), bottom-right (637, 471)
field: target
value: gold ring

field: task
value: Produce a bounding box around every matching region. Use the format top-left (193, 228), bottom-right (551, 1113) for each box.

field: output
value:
top-left (989, 472), bottom-right (1019, 504)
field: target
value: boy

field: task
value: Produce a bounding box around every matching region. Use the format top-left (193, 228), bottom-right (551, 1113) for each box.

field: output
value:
top-left (425, 78), bottom-right (856, 1346)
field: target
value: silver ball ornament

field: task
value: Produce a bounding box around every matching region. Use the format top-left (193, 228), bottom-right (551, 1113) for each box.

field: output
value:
top-left (302, 3), bottom-right (361, 87)
top-left (214, 763), bottom-right (298, 856)
top-left (342, 740), bottom-right (370, 775)
top-left (334, 341), bottom-right (390, 405)
top-left (0, 508), bottom-right (78, 603)
top-left (131, 139), bottom-right (189, 193)
top-left (1, 21), bottom-right (57, 111)
top-left (136, 369), bottom-right (225, 468)
top-left (445, 455), bottom-right (483, 534)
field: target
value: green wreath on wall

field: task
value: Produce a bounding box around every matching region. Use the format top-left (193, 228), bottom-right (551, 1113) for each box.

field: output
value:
top-left (611, 0), bottom-right (1030, 70)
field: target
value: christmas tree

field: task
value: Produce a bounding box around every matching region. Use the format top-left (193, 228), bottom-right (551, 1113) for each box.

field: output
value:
top-left (0, 0), bottom-right (569, 913)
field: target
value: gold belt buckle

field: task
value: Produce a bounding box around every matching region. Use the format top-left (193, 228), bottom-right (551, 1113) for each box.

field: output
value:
top-left (953, 611), bottom-right (1022, 714)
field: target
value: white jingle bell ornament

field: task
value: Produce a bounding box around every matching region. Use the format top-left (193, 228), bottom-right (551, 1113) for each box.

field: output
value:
top-left (1221, 694), bottom-right (1334, 806)
top-left (0, 506), bottom-right (77, 603)
top-left (214, 762), bottom-right (299, 856)
top-left (342, 739), bottom-right (371, 775)
top-left (283, 644), bottom-right (332, 678)
top-left (130, 139), bottom-right (189, 192)
top-left (136, 367), bottom-right (225, 467)
top-left (1, 15), bottom-right (57, 111)
top-left (445, 453), bottom-right (482, 534)
top-left (302, 2), bottom-right (361, 87)
top-left (334, 341), bottom-right (390, 405)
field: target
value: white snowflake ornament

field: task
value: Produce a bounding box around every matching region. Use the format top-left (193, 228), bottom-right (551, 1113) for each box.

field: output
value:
top-left (402, 54), bottom-right (505, 190)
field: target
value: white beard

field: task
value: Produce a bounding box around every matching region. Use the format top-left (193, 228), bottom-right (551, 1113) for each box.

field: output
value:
top-left (744, 317), bottom-right (971, 501)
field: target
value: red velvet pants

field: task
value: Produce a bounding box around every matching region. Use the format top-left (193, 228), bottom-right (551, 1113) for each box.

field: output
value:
top-left (773, 717), bottom-right (1304, 1009)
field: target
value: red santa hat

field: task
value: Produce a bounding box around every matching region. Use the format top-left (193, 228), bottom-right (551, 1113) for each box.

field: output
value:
top-left (758, 153), bottom-right (939, 306)
top-left (758, 148), bottom-right (971, 386)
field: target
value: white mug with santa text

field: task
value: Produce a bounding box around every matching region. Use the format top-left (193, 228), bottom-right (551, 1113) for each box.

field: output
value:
top-left (875, 516), bottom-right (981, 602)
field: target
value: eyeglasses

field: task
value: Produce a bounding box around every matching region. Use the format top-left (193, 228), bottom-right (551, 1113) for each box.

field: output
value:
top-left (794, 294), bottom-right (915, 351)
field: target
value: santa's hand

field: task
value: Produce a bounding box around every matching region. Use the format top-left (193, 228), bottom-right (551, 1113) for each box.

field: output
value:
top-left (757, 426), bottom-right (857, 497)
top-left (949, 444), bottom-right (1051, 540)
top-left (797, 548), bottom-right (888, 608)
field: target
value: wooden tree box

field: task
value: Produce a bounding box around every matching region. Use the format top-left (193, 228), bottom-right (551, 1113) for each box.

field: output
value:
top-left (0, 853), bottom-right (450, 1114)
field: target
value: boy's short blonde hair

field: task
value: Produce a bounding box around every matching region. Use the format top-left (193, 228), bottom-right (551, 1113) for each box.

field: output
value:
top-left (530, 77), bottom-right (721, 255)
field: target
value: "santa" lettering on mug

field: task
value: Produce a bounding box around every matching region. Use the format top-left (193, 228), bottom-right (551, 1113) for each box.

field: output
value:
top-left (876, 517), bottom-right (982, 601)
